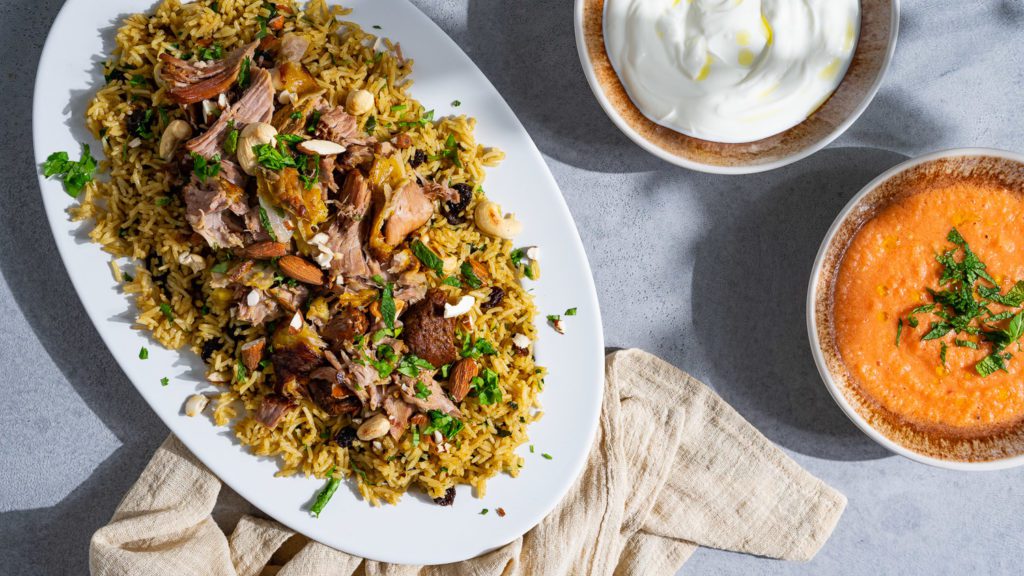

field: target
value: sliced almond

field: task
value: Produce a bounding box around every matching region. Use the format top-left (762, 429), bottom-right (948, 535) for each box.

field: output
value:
top-left (240, 337), bottom-right (266, 372)
top-left (297, 139), bottom-right (346, 156)
top-left (448, 358), bottom-right (479, 403)
top-left (466, 258), bottom-right (491, 284)
top-left (227, 259), bottom-right (255, 282)
top-left (278, 255), bottom-right (324, 285)
top-left (239, 241), bottom-right (289, 259)
top-left (410, 413), bottom-right (428, 427)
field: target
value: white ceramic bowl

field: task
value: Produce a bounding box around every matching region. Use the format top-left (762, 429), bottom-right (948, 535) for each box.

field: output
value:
top-left (807, 148), bottom-right (1024, 471)
top-left (573, 0), bottom-right (900, 174)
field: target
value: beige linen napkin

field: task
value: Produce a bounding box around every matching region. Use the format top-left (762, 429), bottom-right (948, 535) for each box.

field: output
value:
top-left (91, 349), bottom-right (846, 575)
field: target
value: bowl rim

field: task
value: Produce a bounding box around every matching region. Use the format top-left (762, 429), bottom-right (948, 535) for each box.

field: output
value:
top-left (806, 147), bottom-right (1024, 471)
top-left (572, 0), bottom-right (902, 175)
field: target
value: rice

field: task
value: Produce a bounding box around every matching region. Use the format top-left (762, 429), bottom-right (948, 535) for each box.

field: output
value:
top-left (74, 0), bottom-right (543, 505)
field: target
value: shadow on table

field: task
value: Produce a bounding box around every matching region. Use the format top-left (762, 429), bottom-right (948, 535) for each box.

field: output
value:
top-left (685, 147), bottom-right (910, 462)
top-left (0, 3), bottom-right (168, 574)
top-left (464, 0), bottom-right (666, 174)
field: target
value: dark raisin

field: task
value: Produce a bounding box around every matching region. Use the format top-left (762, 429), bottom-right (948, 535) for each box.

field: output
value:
top-left (480, 287), bottom-right (505, 311)
top-left (410, 149), bottom-right (427, 167)
top-left (147, 254), bottom-right (169, 285)
top-left (126, 107), bottom-right (154, 139)
top-left (334, 427), bottom-right (357, 448)
top-left (433, 486), bottom-right (456, 506)
top-left (201, 339), bottom-right (222, 360)
top-left (442, 183), bottom-right (473, 225)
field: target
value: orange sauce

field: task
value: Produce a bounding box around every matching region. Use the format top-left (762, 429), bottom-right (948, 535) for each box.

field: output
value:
top-left (835, 181), bottom-right (1024, 431)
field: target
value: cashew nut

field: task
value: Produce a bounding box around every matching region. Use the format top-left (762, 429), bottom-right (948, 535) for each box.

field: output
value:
top-left (236, 122), bottom-right (278, 175)
top-left (158, 119), bottom-right (193, 161)
top-left (184, 394), bottom-right (209, 417)
top-left (474, 200), bottom-right (523, 239)
top-left (357, 413), bottom-right (391, 441)
top-left (345, 89), bottom-right (375, 116)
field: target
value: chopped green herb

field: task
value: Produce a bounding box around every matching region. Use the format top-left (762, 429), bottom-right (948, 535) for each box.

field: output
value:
top-left (480, 508), bottom-right (488, 515)
top-left (460, 333), bottom-right (497, 359)
top-left (234, 360), bottom-right (247, 383)
top-left (414, 381), bottom-right (431, 400)
top-left (955, 339), bottom-right (979, 349)
top-left (310, 467), bottom-right (341, 518)
top-left (451, 99), bottom-right (461, 107)
top-left (380, 282), bottom-right (396, 330)
top-left (238, 56), bottom-right (251, 88)
top-left (305, 110), bottom-right (322, 134)
top-left (156, 196), bottom-right (172, 207)
top-left (290, 110), bottom-right (303, 120)
top-left (159, 303), bottom-right (174, 321)
top-left (565, 307), bottom-right (577, 316)
top-left (547, 314), bottom-right (560, 323)
top-left (410, 241), bottom-right (444, 275)
top-left (224, 127), bottom-right (239, 155)
top-left (529, 445), bottom-right (534, 453)
top-left (390, 104), bottom-right (407, 112)
top-left (196, 43), bottom-right (223, 61)
top-left (258, 206), bottom-right (278, 241)
top-left (541, 453), bottom-right (553, 460)
top-left (365, 115), bottom-right (377, 134)
top-left (397, 354), bottom-right (435, 378)
top-left (42, 144), bottom-right (97, 198)
top-left (896, 318), bottom-right (903, 347)
top-left (940, 342), bottom-right (948, 369)
top-left (211, 261), bottom-right (229, 274)
top-left (139, 347), bottom-right (149, 360)
top-left (160, 376), bottom-right (169, 387)
top-left (372, 24), bottom-right (382, 29)
top-left (252, 143), bottom-right (296, 170)
top-left (128, 74), bottom-right (148, 87)
top-left (472, 368), bottom-right (501, 405)
top-left (977, 352), bottom-right (1012, 377)
top-left (442, 276), bottom-right (461, 287)
top-left (411, 425), bottom-right (420, 447)
top-left (423, 410), bottom-right (464, 439)
top-left (190, 152), bottom-right (222, 183)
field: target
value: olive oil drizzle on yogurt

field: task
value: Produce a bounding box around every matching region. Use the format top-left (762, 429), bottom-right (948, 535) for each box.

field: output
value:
top-left (604, 0), bottom-right (861, 143)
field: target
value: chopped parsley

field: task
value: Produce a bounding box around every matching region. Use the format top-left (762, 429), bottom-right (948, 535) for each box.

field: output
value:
top-left (290, 110), bottom-right (303, 120)
top-left (541, 453), bottom-right (553, 460)
top-left (156, 196), bottom-right (172, 207)
top-left (397, 108), bottom-right (434, 129)
top-left (380, 281), bottom-right (396, 331)
top-left (895, 318), bottom-right (903, 347)
top-left (451, 99), bottom-right (461, 107)
top-left (430, 133), bottom-right (462, 168)
top-left (139, 347), bottom-right (149, 360)
top-left (257, 205), bottom-right (278, 241)
top-left (411, 425), bottom-right (420, 447)
top-left (565, 307), bottom-right (578, 316)
top-left (238, 56), bottom-right (251, 89)
top-left (460, 333), bottom-right (497, 359)
top-left (211, 261), bottom-right (229, 274)
top-left (196, 43), bottom-right (223, 61)
top-left (414, 381), bottom-right (431, 400)
top-left (480, 508), bottom-right (488, 515)
top-left (310, 467), bottom-right (340, 518)
top-left (423, 410), bottom-right (464, 439)
top-left (252, 142), bottom-right (296, 170)
top-left (305, 110), bottom-right (321, 134)
top-left (224, 125), bottom-right (239, 155)
top-left (441, 276), bottom-right (461, 287)
top-left (234, 360), bottom-right (247, 383)
top-left (190, 152), bottom-right (222, 183)
top-left (397, 354), bottom-right (434, 378)
top-left (546, 314), bottom-right (560, 323)
top-left (160, 377), bottom-right (169, 387)
top-left (390, 104), bottom-right (407, 112)
top-left (471, 368), bottom-right (501, 405)
top-left (411, 240), bottom-right (444, 275)
top-left (42, 144), bottom-right (97, 198)
top-left (128, 74), bottom-right (148, 88)
top-left (365, 115), bottom-right (377, 135)
top-left (159, 303), bottom-right (174, 321)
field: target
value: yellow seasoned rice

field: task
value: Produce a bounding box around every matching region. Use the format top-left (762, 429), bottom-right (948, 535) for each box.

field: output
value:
top-left (73, 0), bottom-right (543, 505)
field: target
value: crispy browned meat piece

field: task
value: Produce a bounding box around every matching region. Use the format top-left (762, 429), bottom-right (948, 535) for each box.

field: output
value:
top-left (186, 67), bottom-right (275, 158)
top-left (159, 41), bottom-right (258, 105)
top-left (307, 378), bottom-right (360, 416)
top-left (316, 106), bottom-right (358, 144)
top-left (271, 318), bottom-right (325, 390)
top-left (321, 307), bottom-right (369, 348)
top-left (402, 289), bottom-right (459, 367)
top-left (255, 394), bottom-right (296, 428)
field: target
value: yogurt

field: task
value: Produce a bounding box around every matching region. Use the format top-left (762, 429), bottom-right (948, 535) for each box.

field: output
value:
top-left (604, 0), bottom-right (861, 144)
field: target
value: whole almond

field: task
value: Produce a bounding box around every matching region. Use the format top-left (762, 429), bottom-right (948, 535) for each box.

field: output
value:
top-left (279, 255), bottom-right (324, 285)
top-left (239, 241), bottom-right (289, 259)
top-left (240, 337), bottom-right (266, 372)
top-left (448, 358), bottom-right (479, 403)
top-left (410, 413), bottom-right (429, 427)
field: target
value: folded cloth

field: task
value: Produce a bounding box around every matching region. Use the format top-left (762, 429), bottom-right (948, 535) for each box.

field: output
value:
top-left (91, 349), bottom-right (846, 576)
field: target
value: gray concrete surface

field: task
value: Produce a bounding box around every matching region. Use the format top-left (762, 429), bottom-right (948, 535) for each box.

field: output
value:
top-left (3, 0), bottom-right (1023, 574)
